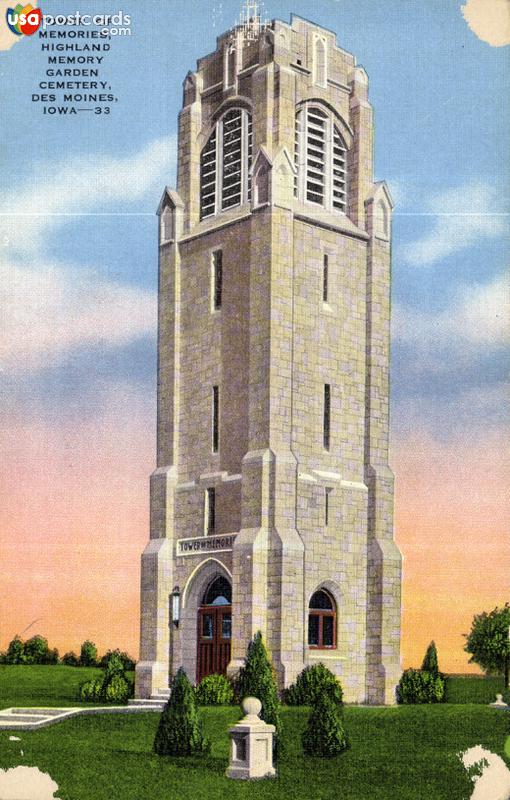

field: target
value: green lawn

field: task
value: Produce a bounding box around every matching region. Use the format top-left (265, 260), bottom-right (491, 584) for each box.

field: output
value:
top-left (445, 674), bottom-right (506, 704)
top-left (1, 705), bottom-right (509, 800)
top-left (1, 667), bottom-right (509, 799)
top-left (0, 665), bottom-right (134, 708)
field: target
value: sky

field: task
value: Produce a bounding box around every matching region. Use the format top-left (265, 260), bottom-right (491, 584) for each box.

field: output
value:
top-left (0, 0), bottom-right (508, 673)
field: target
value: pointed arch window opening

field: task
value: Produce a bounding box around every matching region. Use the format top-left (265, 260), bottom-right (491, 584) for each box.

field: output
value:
top-left (202, 576), bottom-right (232, 606)
top-left (294, 104), bottom-right (348, 214)
top-left (200, 108), bottom-right (252, 220)
top-left (308, 589), bottom-right (336, 649)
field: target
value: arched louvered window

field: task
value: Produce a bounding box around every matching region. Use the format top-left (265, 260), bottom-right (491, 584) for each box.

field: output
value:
top-left (200, 107), bottom-right (252, 220)
top-left (294, 104), bottom-right (348, 214)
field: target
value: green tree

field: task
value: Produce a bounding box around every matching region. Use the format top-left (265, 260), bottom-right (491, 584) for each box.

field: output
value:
top-left (24, 635), bottom-right (51, 664)
top-left (421, 641), bottom-right (439, 677)
top-left (62, 651), bottom-right (79, 666)
top-left (236, 631), bottom-right (281, 755)
top-left (464, 604), bottom-right (510, 687)
top-left (79, 640), bottom-right (98, 667)
top-left (5, 636), bottom-right (25, 664)
top-left (302, 691), bottom-right (349, 757)
top-left (99, 649), bottom-right (136, 671)
top-left (154, 668), bottom-right (210, 756)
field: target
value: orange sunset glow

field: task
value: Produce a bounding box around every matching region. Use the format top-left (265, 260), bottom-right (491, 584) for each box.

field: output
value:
top-left (1, 390), bottom-right (508, 674)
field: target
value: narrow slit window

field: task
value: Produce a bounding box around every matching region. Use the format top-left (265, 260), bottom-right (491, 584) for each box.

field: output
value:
top-left (323, 254), bottom-right (329, 303)
top-left (325, 487), bottom-right (332, 526)
top-left (212, 386), bottom-right (219, 453)
top-left (212, 250), bottom-right (222, 310)
top-left (323, 384), bottom-right (331, 450)
top-left (204, 488), bottom-right (216, 535)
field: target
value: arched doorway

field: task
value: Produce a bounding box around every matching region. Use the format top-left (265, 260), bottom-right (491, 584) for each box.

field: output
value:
top-left (196, 576), bottom-right (232, 683)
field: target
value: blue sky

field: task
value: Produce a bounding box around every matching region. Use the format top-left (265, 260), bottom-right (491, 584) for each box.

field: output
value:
top-left (1, 0), bottom-right (507, 444)
top-left (0, 0), bottom-right (508, 669)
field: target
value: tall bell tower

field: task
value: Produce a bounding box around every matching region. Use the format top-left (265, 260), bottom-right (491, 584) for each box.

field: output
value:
top-left (135, 9), bottom-right (402, 705)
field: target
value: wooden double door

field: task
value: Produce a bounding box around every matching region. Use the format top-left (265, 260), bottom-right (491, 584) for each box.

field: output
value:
top-left (196, 605), bottom-right (232, 683)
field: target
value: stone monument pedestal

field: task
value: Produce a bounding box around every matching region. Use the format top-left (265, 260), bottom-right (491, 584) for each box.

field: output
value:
top-left (226, 698), bottom-right (276, 780)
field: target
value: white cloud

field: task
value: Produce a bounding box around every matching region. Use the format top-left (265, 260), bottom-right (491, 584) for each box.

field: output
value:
top-left (0, 135), bottom-right (171, 373)
top-left (0, 135), bottom-right (176, 254)
top-left (401, 182), bottom-right (507, 266)
top-left (0, 256), bottom-right (156, 374)
top-left (393, 273), bottom-right (509, 350)
top-left (461, 0), bottom-right (510, 48)
top-left (0, 766), bottom-right (61, 800)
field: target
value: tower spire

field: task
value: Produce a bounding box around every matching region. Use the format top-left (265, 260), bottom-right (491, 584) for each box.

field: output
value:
top-left (234, 0), bottom-right (269, 42)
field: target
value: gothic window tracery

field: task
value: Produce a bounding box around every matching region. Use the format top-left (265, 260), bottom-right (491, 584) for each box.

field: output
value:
top-left (294, 103), bottom-right (348, 214)
top-left (200, 107), bottom-right (253, 219)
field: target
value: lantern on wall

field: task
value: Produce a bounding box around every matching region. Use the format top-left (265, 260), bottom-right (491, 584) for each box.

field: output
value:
top-left (171, 586), bottom-right (180, 627)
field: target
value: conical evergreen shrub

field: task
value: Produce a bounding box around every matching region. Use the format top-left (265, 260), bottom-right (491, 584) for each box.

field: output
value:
top-left (302, 691), bottom-right (349, 757)
top-left (236, 631), bottom-right (281, 754)
top-left (421, 641), bottom-right (439, 677)
top-left (154, 668), bottom-right (210, 756)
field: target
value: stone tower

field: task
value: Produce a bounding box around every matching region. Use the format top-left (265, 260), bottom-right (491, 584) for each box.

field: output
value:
top-left (135, 11), bottom-right (402, 705)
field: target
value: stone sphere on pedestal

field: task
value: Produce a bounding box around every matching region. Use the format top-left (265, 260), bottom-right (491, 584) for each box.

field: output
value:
top-left (242, 697), bottom-right (262, 718)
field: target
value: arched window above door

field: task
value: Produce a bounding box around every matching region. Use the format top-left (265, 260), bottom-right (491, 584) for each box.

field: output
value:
top-left (202, 575), bottom-right (232, 606)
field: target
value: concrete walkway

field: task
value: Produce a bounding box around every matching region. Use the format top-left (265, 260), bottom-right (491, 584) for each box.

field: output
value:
top-left (0, 689), bottom-right (171, 731)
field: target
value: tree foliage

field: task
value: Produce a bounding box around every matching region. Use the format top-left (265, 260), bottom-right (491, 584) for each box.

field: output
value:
top-left (79, 652), bottom-right (132, 704)
top-left (396, 668), bottom-right (445, 704)
top-left (464, 604), bottom-right (510, 687)
top-left (421, 641), bottom-right (439, 677)
top-left (195, 673), bottom-right (234, 706)
top-left (302, 691), bottom-right (349, 757)
top-left (285, 663), bottom-right (343, 706)
top-left (5, 636), bottom-right (25, 664)
top-left (79, 640), bottom-right (98, 667)
top-left (236, 631), bottom-right (281, 753)
top-left (99, 649), bottom-right (136, 671)
top-left (154, 668), bottom-right (210, 756)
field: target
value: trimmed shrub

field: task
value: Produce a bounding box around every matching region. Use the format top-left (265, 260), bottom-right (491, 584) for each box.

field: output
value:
top-left (154, 668), bottom-right (210, 756)
top-left (79, 640), bottom-right (98, 667)
top-left (285, 663), bottom-right (343, 706)
top-left (104, 674), bottom-right (131, 704)
top-left (302, 691), bottom-right (349, 757)
top-left (195, 673), bottom-right (234, 706)
top-left (421, 641), bottom-right (440, 677)
top-left (80, 678), bottom-right (103, 703)
top-left (79, 651), bottom-right (133, 704)
top-left (396, 668), bottom-right (445, 704)
top-left (62, 651), bottom-right (79, 666)
top-left (236, 631), bottom-right (281, 756)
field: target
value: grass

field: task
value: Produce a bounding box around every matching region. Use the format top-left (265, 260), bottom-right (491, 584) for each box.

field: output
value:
top-left (0, 705), bottom-right (509, 800)
top-left (0, 665), bottom-right (134, 708)
top-left (1, 667), bottom-right (509, 798)
top-left (445, 674), bottom-right (507, 704)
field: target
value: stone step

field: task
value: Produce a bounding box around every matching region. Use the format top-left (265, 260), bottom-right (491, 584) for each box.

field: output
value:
top-left (0, 713), bottom-right (52, 723)
top-left (9, 708), bottom-right (65, 717)
top-left (127, 699), bottom-right (165, 710)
